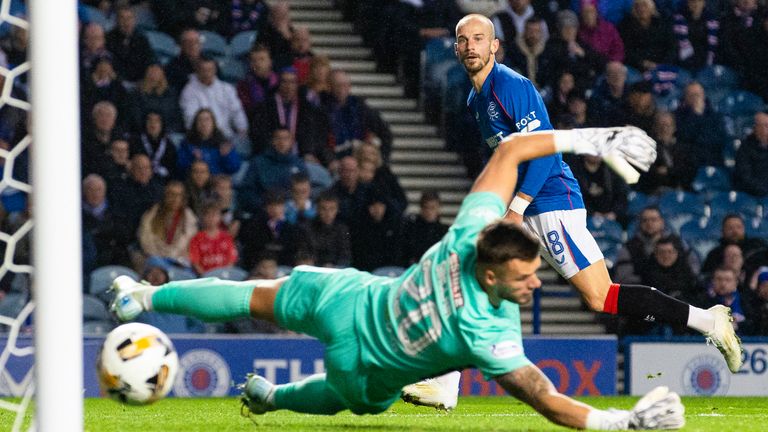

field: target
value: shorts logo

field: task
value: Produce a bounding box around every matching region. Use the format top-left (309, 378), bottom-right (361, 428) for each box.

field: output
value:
top-left (682, 355), bottom-right (730, 396)
top-left (491, 340), bottom-right (522, 359)
top-left (487, 101), bottom-right (500, 120)
top-left (173, 349), bottom-right (232, 397)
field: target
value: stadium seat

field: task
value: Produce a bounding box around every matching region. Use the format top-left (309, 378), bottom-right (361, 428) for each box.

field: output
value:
top-left (202, 266), bottom-right (248, 281)
top-left (658, 191), bottom-right (706, 217)
top-left (10, 272), bottom-right (29, 294)
top-left (230, 30), bottom-right (257, 59)
top-left (217, 57), bottom-right (246, 83)
top-left (277, 265), bottom-right (293, 277)
top-left (145, 30), bottom-right (179, 61)
top-left (372, 266), bottom-right (406, 277)
top-left (82, 5), bottom-right (113, 30)
top-left (83, 294), bottom-right (110, 321)
top-left (0, 292), bottom-right (27, 322)
top-left (687, 237), bottom-right (720, 263)
top-left (626, 190), bottom-right (656, 219)
top-left (89, 265), bottom-right (140, 300)
top-left (716, 90), bottom-right (766, 117)
top-left (166, 266), bottom-right (197, 281)
top-left (696, 64), bottom-right (740, 92)
top-left (691, 166), bottom-right (731, 200)
top-left (625, 66), bottom-right (645, 85)
top-left (679, 217), bottom-right (720, 241)
top-left (709, 191), bottom-right (760, 219)
top-left (587, 216), bottom-right (624, 243)
top-left (200, 30), bottom-right (228, 57)
top-left (136, 311), bottom-right (205, 334)
top-left (746, 218), bottom-right (768, 239)
top-left (83, 320), bottom-right (115, 335)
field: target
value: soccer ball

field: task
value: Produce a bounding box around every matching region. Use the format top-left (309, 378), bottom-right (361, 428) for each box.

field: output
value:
top-left (97, 322), bottom-right (179, 405)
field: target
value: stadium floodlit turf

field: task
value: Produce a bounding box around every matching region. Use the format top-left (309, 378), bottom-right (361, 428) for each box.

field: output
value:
top-left (2, 396), bottom-right (768, 431)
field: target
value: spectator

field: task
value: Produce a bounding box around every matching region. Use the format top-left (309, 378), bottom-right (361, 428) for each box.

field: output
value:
top-left (0, 22), bottom-right (26, 69)
top-left (185, 160), bottom-right (214, 217)
top-left (733, 112), bottom-right (768, 197)
top-left (577, 0), bottom-right (624, 63)
top-left (546, 71), bottom-right (577, 119)
top-left (128, 64), bottom-right (184, 134)
top-left (718, 0), bottom-right (764, 78)
top-left (211, 174), bottom-right (241, 237)
top-left (618, 0), bottom-right (675, 72)
top-left (402, 191), bottom-right (449, 265)
top-left (285, 173), bottom-right (316, 224)
top-left (108, 154), bottom-right (164, 244)
top-left (142, 259), bottom-right (171, 286)
top-left (567, 154), bottom-right (628, 223)
top-left (565, 93), bottom-right (589, 128)
top-left (230, 0), bottom-right (270, 36)
top-left (672, 0), bottom-right (719, 72)
top-left (251, 67), bottom-right (328, 161)
top-left (105, 5), bottom-right (156, 82)
top-left (165, 29), bottom-right (203, 91)
top-left (130, 111), bottom-right (178, 181)
top-left (353, 141), bottom-right (407, 216)
top-left (82, 174), bottom-right (132, 267)
top-left (82, 101), bottom-right (125, 177)
top-left (504, 16), bottom-right (548, 87)
top-left (702, 214), bottom-right (768, 273)
top-left (183, 0), bottom-right (228, 34)
top-left (570, 0), bottom-right (634, 25)
top-left (491, 0), bottom-right (550, 52)
top-left (305, 191), bottom-right (352, 268)
top-left (614, 206), bottom-right (697, 283)
top-left (80, 55), bottom-right (130, 123)
top-left (743, 268), bottom-right (768, 335)
top-left (302, 55), bottom-right (331, 108)
top-left (180, 56), bottom-right (249, 142)
top-left (177, 108), bottom-right (242, 177)
top-left (80, 23), bottom-right (110, 74)
top-left (625, 81), bottom-right (657, 134)
top-left (699, 267), bottom-right (748, 332)
top-left (138, 180), bottom-right (198, 266)
top-left (329, 156), bottom-right (371, 224)
top-left (539, 10), bottom-right (602, 92)
top-left (189, 203), bottom-right (239, 274)
top-left (238, 128), bottom-right (307, 214)
top-left (248, 251), bottom-right (279, 279)
top-left (238, 191), bottom-right (309, 268)
top-left (99, 138), bottom-right (131, 184)
top-left (745, 13), bottom-right (768, 102)
top-left (236, 45), bottom-right (279, 117)
top-left (675, 81), bottom-right (727, 167)
top-left (324, 69), bottom-right (392, 163)
top-left (587, 61), bottom-right (628, 127)
top-left (290, 26), bottom-right (314, 84)
top-left (351, 191), bottom-right (405, 271)
top-left (257, 0), bottom-right (294, 70)
top-left (638, 111), bottom-right (697, 194)
top-left (721, 243), bottom-right (745, 282)
top-left (641, 235), bottom-right (699, 302)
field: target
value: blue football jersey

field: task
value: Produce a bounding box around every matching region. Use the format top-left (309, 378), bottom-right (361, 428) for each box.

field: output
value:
top-left (467, 62), bottom-right (584, 215)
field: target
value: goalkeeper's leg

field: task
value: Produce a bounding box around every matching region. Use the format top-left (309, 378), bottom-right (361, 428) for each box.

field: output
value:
top-left (241, 373), bottom-right (347, 415)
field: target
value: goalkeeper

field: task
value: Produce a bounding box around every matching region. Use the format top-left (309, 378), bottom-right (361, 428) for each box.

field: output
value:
top-left (112, 128), bottom-right (685, 429)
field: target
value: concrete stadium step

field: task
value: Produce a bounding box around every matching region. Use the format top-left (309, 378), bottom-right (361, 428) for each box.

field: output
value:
top-left (330, 60), bottom-right (376, 72)
top-left (520, 311), bottom-right (598, 324)
top-left (393, 137), bottom-right (445, 150)
top-left (312, 34), bottom-right (364, 46)
top-left (291, 9), bottom-right (343, 21)
top-left (406, 203), bottom-right (461, 215)
top-left (533, 323), bottom-right (605, 335)
top-left (381, 111), bottom-right (425, 123)
top-left (349, 73), bottom-right (396, 85)
top-left (283, 0), bottom-right (334, 9)
top-left (297, 20), bottom-right (353, 33)
top-left (315, 46), bottom-right (372, 59)
top-left (406, 190), bottom-right (465, 203)
top-left (351, 85), bottom-right (403, 98)
top-left (391, 124), bottom-right (438, 136)
top-left (392, 164), bottom-right (465, 177)
top-left (400, 176), bottom-right (472, 190)
top-left (392, 150), bottom-right (459, 163)
top-left (367, 98), bottom-right (418, 111)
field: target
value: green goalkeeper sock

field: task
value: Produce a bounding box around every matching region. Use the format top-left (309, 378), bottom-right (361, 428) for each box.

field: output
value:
top-left (273, 374), bottom-right (347, 415)
top-left (150, 278), bottom-right (255, 322)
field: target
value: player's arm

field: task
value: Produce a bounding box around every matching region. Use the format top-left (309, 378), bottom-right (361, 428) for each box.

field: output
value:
top-left (495, 365), bottom-right (686, 430)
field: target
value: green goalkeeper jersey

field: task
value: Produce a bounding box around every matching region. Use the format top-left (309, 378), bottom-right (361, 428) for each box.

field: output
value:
top-left (356, 192), bottom-right (532, 383)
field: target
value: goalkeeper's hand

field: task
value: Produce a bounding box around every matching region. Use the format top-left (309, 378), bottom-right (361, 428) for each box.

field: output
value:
top-left (554, 126), bottom-right (657, 184)
top-left (628, 386), bottom-right (686, 430)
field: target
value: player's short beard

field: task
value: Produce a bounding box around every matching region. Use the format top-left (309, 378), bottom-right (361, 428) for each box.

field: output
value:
top-left (461, 51), bottom-right (491, 75)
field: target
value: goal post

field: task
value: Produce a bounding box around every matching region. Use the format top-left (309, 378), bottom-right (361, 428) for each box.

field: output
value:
top-left (29, 0), bottom-right (83, 430)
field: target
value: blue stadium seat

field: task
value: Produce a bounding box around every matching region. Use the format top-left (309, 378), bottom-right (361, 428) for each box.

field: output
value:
top-left (166, 266), bottom-right (198, 281)
top-left (691, 166), bottom-right (731, 200)
top-left (595, 240), bottom-right (619, 269)
top-left (200, 30), bottom-right (228, 57)
top-left (202, 266), bottom-right (248, 281)
top-left (89, 265), bottom-right (140, 299)
top-left (83, 320), bottom-right (115, 335)
top-left (83, 294), bottom-right (110, 321)
top-left (372, 266), bottom-right (406, 277)
top-left (0, 292), bottom-right (26, 321)
top-left (136, 311), bottom-right (205, 334)
top-left (218, 57), bottom-right (246, 83)
top-left (687, 237), bottom-right (720, 263)
top-left (625, 66), bottom-right (645, 85)
top-left (709, 191), bottom-right (760, 219)
top-left (587, 216), bottom-right (624, 243)
top-left (82, 5), bottom-right (113, 30)
top-left (626, 190), bottom-right (656, 219)
top-left (716, 90), bottom-right (766, 117)
top-left (145, 30), bottom-right (179, 61)
top-left (679, 217), bottom-right (720, 241)
top-left (696, 64), bottom-right (740, 92)
top-left (277, 265), bottom-right (293, 277)
top-left (230, 30), bottom-right (257, 59)
top-left (10, 272), bottom-right (29, 294)
top-left (658, 190), bottom-right (706, 217)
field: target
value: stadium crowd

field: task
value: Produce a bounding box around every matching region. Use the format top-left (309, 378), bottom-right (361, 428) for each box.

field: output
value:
top-left (0, 0), bottom-right (765, 336)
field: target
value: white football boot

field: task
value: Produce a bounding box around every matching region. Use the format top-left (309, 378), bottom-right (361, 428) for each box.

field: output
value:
top-left (704, 304), bottom-right (744, 373)
top-left (239, 374), bottom-right (276, 416)
top-left (401, 371), bottom-right (460, 411)
top-left (109, 275), bottom-right (153, 321)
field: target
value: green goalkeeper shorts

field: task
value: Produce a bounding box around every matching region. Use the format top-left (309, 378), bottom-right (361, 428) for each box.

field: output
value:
top-left (274, 265), bottom-right (402, 414)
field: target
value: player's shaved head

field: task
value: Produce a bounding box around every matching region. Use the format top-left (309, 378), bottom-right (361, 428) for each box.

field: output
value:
top-left (456, 14), bottom-right (495, 39)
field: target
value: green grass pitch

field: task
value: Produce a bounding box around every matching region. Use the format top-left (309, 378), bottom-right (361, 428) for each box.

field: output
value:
top-left (2, 396), bottom-right (768, 431)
